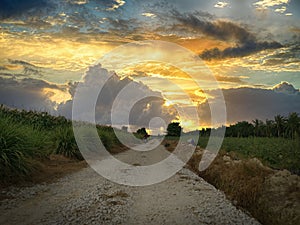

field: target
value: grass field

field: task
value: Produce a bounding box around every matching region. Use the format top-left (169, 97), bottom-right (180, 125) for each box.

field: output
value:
top-left (165, 134), bottom-right (300, 173)
top-left (196, 136), bottom-right (300, 173)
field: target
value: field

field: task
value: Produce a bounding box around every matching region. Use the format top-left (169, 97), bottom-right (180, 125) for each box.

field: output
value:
top-left (197, 136), bottom-right (300, 173)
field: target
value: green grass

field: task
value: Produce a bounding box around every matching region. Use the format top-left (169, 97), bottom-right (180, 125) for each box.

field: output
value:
top-left (0, 106), bottom-right (137, 181)
top-left (0, 106), bottom-right (149, 181)
top-left (163, 134), bottom-right (300, 172)
top-left (197, 136), bottom-right (300, 172)
top-left (0, 116), bottom-right (52, 180)
top-left (53, 126), bottom-right (83, 160)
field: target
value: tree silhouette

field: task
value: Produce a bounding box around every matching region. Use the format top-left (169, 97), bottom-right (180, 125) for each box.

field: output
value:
top-left (136, 127), bottom-right (148, 137)
top-left (166, 122), bottom-right (182, 137)
top-left (198, 112), bottom-right (300, 139)
top-left (286, 112), bottom-right (300, 139)
top-left (252, 119), bottom-right (263, 137)
top-left (266, 119), bottom-right (275, 137)
top-left (274, 115), bottom-right (285, 138)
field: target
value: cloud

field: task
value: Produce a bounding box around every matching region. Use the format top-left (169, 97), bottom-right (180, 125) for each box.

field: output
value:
top-left (8, 59), bottom-right (41, 76)
top-left (67, 0), bottom-right (89, 5)
top-left (254, 0), bottom-right (290, 9)
top-left (142, 13), bottom-right (157, 18)
top-left (8, 59), bottom-right (37, 68)
top-left (215, 75), bottom-right (247, 84)
top-left (273, 81), bottom-right (299, 95)
top-left (106, 0), bottom-right (126, 11)
top-left (0, 77), bottom-right (63, 112)
top-left (198, 82), bottom-right (300, 125)
top-left (172, 11), bottom-right (253, 43)
top-left (0, 0), bottom-right (49, 19)
top-left (214, 1), bottom-right (229, 8)
top-left (58, 64), bottom-right (177, 127)
top-left (200, 41), bottom-right (282, 60)
top-left (237, 45), bottom-right (300, 72)
top-left (274, 6), bottom-right (287, 13)
top-left (0, 64), bottom-right (177, 129)
top-left (171, 11), bottom-right (283, 60)
top-left (253, 0), bottom-right (293, 15)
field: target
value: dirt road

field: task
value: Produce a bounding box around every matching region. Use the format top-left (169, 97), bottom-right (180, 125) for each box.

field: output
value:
top-left (0, 143), bottom-right (260, 225)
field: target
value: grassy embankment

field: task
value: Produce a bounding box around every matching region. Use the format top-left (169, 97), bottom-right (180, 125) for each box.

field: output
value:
top-left (164, 135), bottom-right (300, 225)
top-left (0, 106), bottom-right (134, 185)
top-left (197, 136), bottom-right (300, 172)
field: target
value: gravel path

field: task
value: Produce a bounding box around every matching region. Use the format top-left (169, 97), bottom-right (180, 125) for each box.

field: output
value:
top-left (0, 145), bottom-right (260, 225)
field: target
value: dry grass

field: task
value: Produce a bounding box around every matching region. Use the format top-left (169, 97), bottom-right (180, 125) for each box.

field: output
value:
top-left (198, 155), bottom-right (272, 213)
top-left (184, 148), bottom-right (300, 225)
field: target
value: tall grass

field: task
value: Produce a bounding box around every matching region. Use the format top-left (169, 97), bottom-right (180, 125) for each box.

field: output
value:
top-left (0, 117), bottom-right (51, 180)
top-left (53, 127), bottom-right (83, 160)
top-left (0, 106), bottom-right (135, 181)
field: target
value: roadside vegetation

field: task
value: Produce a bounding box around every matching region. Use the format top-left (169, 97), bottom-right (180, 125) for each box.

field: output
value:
top-left (164, 119), bottom-right (300, 225)
top-left (167, 112), bottom-right (300, 174)
top-left (197, 137), bottom-right (300, 173)
top-left (1, 105), bottom-right (299, 224)
top-left (0, 105), bottom-right (130, 184)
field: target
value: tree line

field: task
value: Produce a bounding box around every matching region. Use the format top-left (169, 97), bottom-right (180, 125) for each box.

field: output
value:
top-left (198, 112), bottom-right (300, 139)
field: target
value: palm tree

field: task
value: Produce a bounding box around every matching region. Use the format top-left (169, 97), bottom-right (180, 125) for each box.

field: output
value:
top-left (252, 119), bottom-right (263, 137)
top-left (274, 115), bottom-right (285, 137)
top-left (286, 112), bottom-right (300, 139)
top-left (265, 119), bottom-right (275, 137)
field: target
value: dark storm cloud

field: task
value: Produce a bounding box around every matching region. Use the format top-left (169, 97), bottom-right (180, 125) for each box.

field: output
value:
top-left (0, 0), bottom-right (49, 19)
top-left (0, 77), bottom-right (59, 112)
top-left (171, 10), bottom-right (283, 60)
top-left (200, 41), bottom-right (282, 60)
top-left (198, 83), bottom-right (300, 125)
top-left (172, 10), bottom-right (254, 43)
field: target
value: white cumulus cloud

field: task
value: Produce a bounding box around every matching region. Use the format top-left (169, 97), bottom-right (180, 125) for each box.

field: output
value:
top-left (214, 1), bottom-right (229, 8)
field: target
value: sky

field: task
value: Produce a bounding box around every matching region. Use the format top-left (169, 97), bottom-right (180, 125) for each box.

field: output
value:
top-left (0, 0), bottom-right (300, 132)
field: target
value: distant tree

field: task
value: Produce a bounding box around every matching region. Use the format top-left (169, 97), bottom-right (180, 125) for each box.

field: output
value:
top-left (266, 119), bottom-right (275, 137)
top-left (286, 112), bottom-right (300, 139)
top-left (274, 115), bottom-right (285, 137)
top-left (136, 127), bottom-right (148, 137)
top-left (166, 122), bottom-right (182, 137)
top-left (234, 121), bottom-right (254, 137)
top-left (252, 119), bottom-right (263, 137)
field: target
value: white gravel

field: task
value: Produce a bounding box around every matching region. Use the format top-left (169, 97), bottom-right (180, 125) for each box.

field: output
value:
top-left (0, 146), bottom-right (260, 225)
